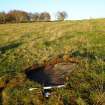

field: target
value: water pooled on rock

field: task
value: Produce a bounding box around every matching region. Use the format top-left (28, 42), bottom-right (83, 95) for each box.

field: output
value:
top-left (25, 62), bottom-right (76, 86)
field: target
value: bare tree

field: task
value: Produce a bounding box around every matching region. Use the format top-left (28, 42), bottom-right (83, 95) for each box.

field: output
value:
top-left (56, 11), bottom-right (68, 21)
top-left (0, 10), bottom-right (51, 23)
top-left (6, 12), bottom-right (16, 23)
top-left (32, 13), bottom-right (40, 21)
top-left (39, 12), bottom-right (51, 21)
top-left (6, 10), bottom-right (29, 23)
top-left (0, 12), bottom-right (6, 24)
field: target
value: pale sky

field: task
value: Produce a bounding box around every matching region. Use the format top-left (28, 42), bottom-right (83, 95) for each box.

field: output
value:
top-left (0, 0), bottom-right (105, 20)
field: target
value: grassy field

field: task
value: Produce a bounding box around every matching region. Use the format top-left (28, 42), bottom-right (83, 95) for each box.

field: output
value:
top-left (0, 19), bottom-right (105, 105)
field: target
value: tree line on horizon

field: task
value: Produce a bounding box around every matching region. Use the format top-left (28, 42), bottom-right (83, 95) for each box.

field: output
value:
top-left (0, 10), bottom-right (68, 24)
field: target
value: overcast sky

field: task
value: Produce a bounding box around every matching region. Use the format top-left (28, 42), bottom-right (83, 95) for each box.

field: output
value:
top-left (0, 0), bottom-right (105, 20)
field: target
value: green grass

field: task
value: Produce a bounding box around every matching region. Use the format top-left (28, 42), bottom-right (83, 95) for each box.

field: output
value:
top-left (0, 19), bottom-right (105, 105)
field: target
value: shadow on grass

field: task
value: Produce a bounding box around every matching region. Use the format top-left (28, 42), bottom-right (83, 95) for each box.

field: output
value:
top-left (71, 49), bottom-right (96, 60)
top-left (0, 42), bottom-right (22, 54)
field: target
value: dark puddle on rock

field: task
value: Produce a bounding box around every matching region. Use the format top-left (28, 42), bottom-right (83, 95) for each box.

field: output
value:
top-left (25, 62), bottom-right (76, 86)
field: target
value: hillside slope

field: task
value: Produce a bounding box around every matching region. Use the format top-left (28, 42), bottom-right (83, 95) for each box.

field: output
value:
top-left (0, 19), bottom-right (105, 105)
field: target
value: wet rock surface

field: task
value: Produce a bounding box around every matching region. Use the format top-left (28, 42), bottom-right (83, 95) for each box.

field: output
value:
top-left (25, 62), bottom-right (77, 86)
